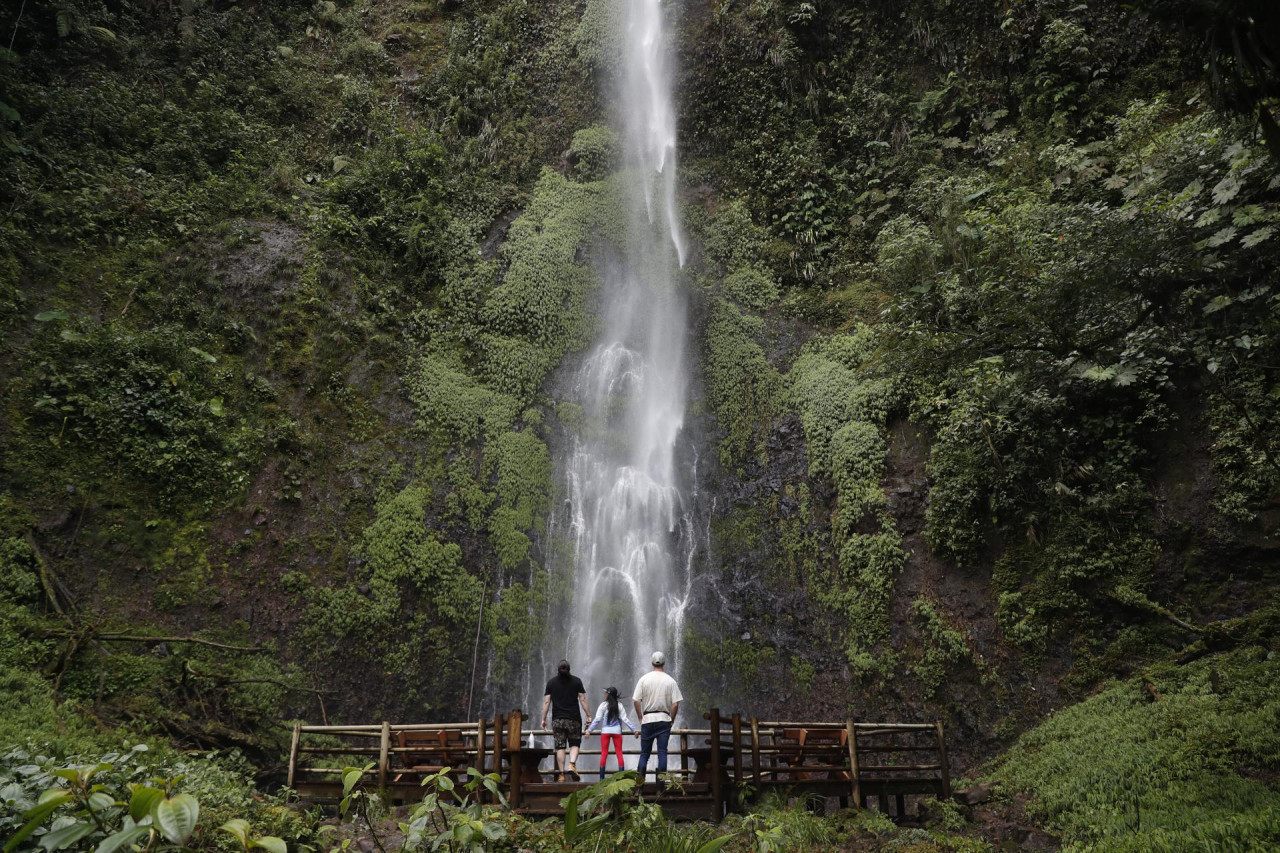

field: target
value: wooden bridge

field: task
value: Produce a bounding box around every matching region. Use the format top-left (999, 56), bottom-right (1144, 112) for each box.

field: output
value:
top-left (286, 709), bottom-right (951, 822)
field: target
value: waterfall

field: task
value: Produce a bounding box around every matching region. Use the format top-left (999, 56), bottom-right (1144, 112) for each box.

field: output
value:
top-left (534, 0), bottom-right (694, 716)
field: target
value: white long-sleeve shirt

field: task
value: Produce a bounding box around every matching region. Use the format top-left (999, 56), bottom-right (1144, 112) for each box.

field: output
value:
top-left (585, 701), bottom-right (637, 735)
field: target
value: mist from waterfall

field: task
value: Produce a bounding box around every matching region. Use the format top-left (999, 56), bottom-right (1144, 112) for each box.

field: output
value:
top-left (534, 0), bottom-right (695, 716)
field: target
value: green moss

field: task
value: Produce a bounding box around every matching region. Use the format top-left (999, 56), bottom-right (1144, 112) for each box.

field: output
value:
top-left (406, 355), bottom-right (521, 443)
top-left (567, 125), bottom-right (619, 182)
top-left (703, 297), bottom-right (782, 466)
top-left (723, 264), bottom-right (781, 312)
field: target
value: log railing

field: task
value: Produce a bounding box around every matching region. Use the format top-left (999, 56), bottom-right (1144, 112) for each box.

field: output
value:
top-left (286, 710), bottom-right (951, 821)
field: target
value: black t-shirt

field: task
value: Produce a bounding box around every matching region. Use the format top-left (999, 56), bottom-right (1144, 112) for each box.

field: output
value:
top-left (544, 674), bottom-right (586, 719)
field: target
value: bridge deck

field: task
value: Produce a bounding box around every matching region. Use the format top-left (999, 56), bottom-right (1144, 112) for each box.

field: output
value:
top-left (287, 709), bottom-right (951, 822)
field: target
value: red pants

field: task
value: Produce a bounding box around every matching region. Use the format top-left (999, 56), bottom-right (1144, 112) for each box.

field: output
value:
top-left (599, 734), bottom-right (624, 770)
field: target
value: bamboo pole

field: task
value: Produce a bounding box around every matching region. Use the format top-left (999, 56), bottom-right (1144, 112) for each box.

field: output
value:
top-left (287, 722), bottom-right (301, 789)
top-left (935, 721), bottom-right (951, 800)
top-left (378, 722), bottom-right (390, 790)
top-left (845, 718), bottom-right (861, 808)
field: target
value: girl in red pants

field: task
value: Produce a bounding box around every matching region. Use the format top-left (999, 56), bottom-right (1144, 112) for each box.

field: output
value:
top-left (584, 686), bottom-right (638, 779)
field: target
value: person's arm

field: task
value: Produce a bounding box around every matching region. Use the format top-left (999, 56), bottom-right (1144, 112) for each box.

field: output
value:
top-left (624, 705), bottom-right (638, 735)
top-left (584, 703), bottom-right (600, 736)
top-left (540, 694), bottom-right (550, 728)
top-left (633, 698), bottom-right (643, 724)
top-left (579, 689), bottom-right (590, 721)
top-left (670, 700), bottom-right (679, 720)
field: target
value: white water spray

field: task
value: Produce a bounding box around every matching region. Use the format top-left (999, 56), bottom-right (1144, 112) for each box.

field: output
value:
top-left (537, 0), bottom-right (694, 712)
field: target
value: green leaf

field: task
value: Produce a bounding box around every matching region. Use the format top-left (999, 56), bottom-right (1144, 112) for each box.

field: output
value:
top-left (694, 836), bottom-right (737, 853)
top-left (189, 346), bottom-right (218, 363)
top-left (1241, 226), bottom-right (1275, 248)
top-left (128, 787), bottom-right (164, 823)
top-left (251, 837), bottom-right (288, 853)
top-left (220, 819), bottom-right (252, 848)
top-left (1207, 225), bottom-right (1238, 247)
top-left (38, 790), bottom-right (73, 806)
top-left (5, 796), bottom-right (72, 853)
top-left (95, 825), bottom-right (150, 853)
top-left (87, 792), bottom-right (115, 812)
top-left (341, 768), bottom-right (364, 796)
top-left (155, 794), bottom-right (199, 844)
top-left (208, 397), bottom-right (225, 417)
top-left (34, 310), bottom-right (69, 323)
top-left (1211, 176), bottom-right (1241, 205)
top-left (39, 820), bottom-right (95, 851)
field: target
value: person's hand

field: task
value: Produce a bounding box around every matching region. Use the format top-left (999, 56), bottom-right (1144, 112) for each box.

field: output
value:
top-left (632, 731), bottom-right (639, 738)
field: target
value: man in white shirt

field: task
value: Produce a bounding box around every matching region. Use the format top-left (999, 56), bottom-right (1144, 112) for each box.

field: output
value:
top-left (632, 651), bottom-right (683, 791)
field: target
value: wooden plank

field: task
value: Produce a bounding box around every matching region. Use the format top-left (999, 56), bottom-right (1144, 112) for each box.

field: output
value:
top-left (935, 721), bottom-right (951, 800)
top-left (287, 722), bottom-right (301, 789)
top-left (857, 764), bottom-right (943, 772)
top-left (845, 718), bottom-right (860, 808)
top-left (378, 722), bottom-right (390, 790)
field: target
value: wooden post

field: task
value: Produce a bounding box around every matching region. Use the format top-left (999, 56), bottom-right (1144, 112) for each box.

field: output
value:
top-left (845, 718), bottom-right (861, 808)
top-left (707, 708), bottom-right (723, 821)
top-left (476, 718), bottom-right (487, 804)
top-left (731, 713), bottom-right (743, 787)
top-left (287, 722), bottom-right (301, 789)
top-left (378, 721), bottom-right (391, 791)
top-left (493, 713), bottom-right (504, 775)
top-left (750, 719), bottom-right (761, 786)
top-left (507, 710), bottom-right (523, 809)
top-left (935, 721), bottom-right (951, 800)
top-left (680, 731), bottom-right (689, 779)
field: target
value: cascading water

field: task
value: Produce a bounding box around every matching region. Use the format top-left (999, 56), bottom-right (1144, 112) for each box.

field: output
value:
top-left (534, 0), bottom-right (695, 714)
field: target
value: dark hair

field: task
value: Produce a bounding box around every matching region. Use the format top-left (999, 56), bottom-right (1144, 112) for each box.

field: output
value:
top-left (605, 686), bottom-right (619, 725)
top-left (557, 659), bottom-right (571, 676)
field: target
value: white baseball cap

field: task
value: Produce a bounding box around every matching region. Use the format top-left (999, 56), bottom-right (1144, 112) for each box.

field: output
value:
top-left (651, 651), bottom-right (666, 666)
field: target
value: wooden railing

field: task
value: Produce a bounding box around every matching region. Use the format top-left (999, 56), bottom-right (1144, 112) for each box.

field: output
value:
top-left (286, 710), bottom-right (951, 821)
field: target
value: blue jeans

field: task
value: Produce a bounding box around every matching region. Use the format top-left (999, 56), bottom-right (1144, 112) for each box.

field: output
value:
top-left (636, 721), bottom-right (672, 783)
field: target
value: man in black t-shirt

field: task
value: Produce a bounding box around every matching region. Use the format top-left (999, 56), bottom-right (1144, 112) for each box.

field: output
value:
top-left (540, 659), bottom-right (589, 781)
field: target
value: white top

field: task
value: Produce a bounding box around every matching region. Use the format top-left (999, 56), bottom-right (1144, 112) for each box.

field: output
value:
top-left (585, 702), bottom-right (637, 735)
top-left (632, 670), bottom-right (683, 724)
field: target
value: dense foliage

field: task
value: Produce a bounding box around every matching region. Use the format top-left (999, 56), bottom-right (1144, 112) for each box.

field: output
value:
top-left (2, 0), bottom-right (1280, 848)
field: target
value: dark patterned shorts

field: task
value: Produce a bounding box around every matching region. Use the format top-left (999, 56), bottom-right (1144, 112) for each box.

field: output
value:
top-left (552, 717), bottom-right (582, 749)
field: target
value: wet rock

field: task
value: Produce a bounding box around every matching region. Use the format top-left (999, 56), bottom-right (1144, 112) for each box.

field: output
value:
top-left (357, 584), bottom-right (372, 596)
top-left (253, 512), bottom-right (268, 527)
top-left (152, 643), bottom-right (171, 658)
top-left (957, 782), bottom-right (993, 805)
